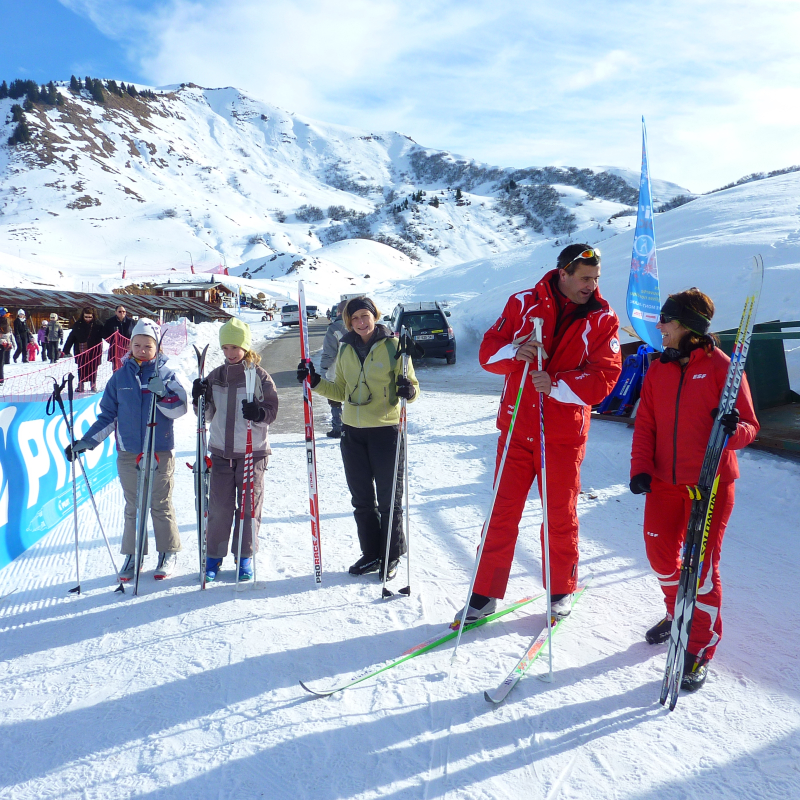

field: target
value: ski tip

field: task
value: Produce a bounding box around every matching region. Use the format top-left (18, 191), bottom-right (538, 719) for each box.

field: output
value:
top-left (298, 680), bottom-right (329, 698)
top-left (398, 586), bottom-right (411, 596)
top-left (484, 690), bottom-right (501, 704)
top-left (381, 588), bottom-right (394, 599)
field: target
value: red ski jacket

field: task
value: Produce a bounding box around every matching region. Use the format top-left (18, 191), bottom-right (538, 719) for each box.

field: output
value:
top-left (630, 347), bottom-right (759, 486)
top-left (480, 269), bottom-right (622, 444)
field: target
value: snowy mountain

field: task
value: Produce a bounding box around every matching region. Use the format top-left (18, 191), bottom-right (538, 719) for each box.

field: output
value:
top-left (0, 80), bottom-right (687, 308)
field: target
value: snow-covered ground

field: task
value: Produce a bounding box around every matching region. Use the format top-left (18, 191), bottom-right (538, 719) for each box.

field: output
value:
top-left (1, 330), bottom-right (798, 799)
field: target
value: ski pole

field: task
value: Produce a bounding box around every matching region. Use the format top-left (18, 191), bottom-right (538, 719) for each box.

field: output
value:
top-left (533, 317), bottom-right (554, 683)
top-left (74, 455), bottom-right (126, 593)
top-left (235, 364), bottom-right (257, 592)
top-left (400, 383), bottom-right (411, 597)
top-left (381, 326), bottom-right (413, 598)
top-left (451, 334), bottom-right (536, 664)
top-left (66, 373), bottom-right (81, 595)
top-left (48, 377), bottom-right (125, 593)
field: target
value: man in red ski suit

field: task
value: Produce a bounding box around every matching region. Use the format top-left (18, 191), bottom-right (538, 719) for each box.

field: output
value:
top-left (470, 244), bottom-right (621, 617)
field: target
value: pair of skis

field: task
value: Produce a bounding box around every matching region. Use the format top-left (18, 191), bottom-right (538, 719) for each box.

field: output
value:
top-left (190, 345), bottom-right (212, 590)
top-left (300, 588), bottom-right (588, 699)
top-left (661, 255), bottom-right (763, 710)
top-left (234, 362), bottom-right (258, 591)
top-left (133, 333), bottom-right (168, 596)
top-left (298, 281), bottom-right (323, 584)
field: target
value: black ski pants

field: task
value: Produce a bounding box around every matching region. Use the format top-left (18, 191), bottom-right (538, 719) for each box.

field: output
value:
top-left (340, 424), bottom-right (406, 562)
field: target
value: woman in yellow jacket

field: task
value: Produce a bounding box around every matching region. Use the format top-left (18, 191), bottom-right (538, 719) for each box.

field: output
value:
top-left (297, 297), bottom-right (420, 578)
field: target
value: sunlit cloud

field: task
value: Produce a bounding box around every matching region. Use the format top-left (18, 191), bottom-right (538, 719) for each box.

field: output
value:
top-left (57, 0), bottom-right (800, 192)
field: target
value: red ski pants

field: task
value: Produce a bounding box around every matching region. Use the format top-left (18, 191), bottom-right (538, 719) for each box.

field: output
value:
top-left (643, 476), bottom-right (735, 662)
top-left (474, 431), bottom-right (584, 599)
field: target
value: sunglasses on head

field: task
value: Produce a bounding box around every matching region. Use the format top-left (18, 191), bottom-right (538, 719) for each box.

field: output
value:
top-left (561, 248), bottom-right (600, 271)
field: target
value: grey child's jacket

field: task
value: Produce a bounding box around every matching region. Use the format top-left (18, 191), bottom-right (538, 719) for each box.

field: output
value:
top-left (203, 361), bottom-right (279, 459)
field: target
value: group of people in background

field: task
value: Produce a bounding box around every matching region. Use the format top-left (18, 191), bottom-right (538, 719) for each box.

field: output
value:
top-left (0, 303), bottom-right (135, 388)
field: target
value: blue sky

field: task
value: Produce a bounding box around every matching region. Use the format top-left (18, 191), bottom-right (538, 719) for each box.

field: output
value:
top-left (3, 0), bottom-right (799, 193)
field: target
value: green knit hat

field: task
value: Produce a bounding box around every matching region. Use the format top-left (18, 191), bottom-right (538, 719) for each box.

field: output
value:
top-left (219, 318), bottom-right (252, 350)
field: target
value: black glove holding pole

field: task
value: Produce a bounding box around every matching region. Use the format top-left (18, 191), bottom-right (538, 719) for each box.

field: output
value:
top-left (242, 399), bottom-right (266, 422)
top-left (711, 406), bottom-right (739, 437)
top-left (296, 360), bottom-right (321, 388)
top-left (192, 378), bottom-right (209, 403)
top-left (396, 376), bottom-right (415, 401)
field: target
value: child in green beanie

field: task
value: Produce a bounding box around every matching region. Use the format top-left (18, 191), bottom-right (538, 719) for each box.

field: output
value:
top-left (192, 319), bottom-right (279, 581)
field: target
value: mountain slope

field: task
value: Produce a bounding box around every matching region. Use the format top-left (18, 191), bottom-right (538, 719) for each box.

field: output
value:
top-left (0, 81), bottom-right (686, 303)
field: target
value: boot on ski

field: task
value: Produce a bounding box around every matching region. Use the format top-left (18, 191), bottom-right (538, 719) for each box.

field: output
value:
top-left (550, 592), bottom-right (573, 619)
top-left (454, 593), bottom-right (497, 624)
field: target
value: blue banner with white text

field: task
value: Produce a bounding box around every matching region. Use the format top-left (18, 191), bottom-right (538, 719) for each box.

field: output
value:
top-left (0, 395), bottom-right (117, 570)
top-left (626, 118), bottom-right (663, 351)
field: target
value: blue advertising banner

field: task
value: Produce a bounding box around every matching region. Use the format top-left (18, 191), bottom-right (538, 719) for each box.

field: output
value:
top-left (626, 117), bottom-right (663, 351)
top-left (0, 395), bottom-right (117, 570)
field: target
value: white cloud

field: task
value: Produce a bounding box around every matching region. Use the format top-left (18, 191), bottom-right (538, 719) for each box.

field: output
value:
top-left (59, 0), bottom-right (800, 192)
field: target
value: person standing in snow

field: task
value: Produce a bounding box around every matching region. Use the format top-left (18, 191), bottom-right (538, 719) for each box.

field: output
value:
top-left (629, 288), bottom-right (758, 692)
top-left (62, 306), bottom-right (104, 392)
top-left (296, 296), bottom-right (420, 579)
top-left (460, 244), bottom-right (622, 623)
top-left (320, 300), bottom-right (347, 438)
top-left (37, 323), bottom-right (48, 361)
top-left (192, 319), bottom-right (279, 583)
top-left (0, 317), bottom-right (12, 383)
top-left (12, 310), bottom-right (30, 363)
top-left (45, 313), bottom-right (64, 363)
top-left (25, 338), bottom-right (40, 363)
top-left (103, 304), bottom-right (135, 371)
top-left (65, 319), bottom-right (188, 581)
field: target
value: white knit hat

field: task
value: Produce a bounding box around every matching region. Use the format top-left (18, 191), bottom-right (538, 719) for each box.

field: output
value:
top-left (131, 318), bottom-right (161, 343)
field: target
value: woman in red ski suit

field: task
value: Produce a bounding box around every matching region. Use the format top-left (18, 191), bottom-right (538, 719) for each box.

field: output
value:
top-left (630, 288), bottom-right (758, 691)
top-left (467, 245), bottom-right (621, 620)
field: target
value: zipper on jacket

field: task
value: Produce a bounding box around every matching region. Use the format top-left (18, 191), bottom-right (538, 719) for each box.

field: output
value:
top-left (672, 365), bottom-right (688, 484)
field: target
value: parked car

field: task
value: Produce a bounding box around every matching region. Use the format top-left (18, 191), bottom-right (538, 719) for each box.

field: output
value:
top-left (281, 304), bottom-right (301, 326)
top-left (386, 301), bottom-right (456, 364)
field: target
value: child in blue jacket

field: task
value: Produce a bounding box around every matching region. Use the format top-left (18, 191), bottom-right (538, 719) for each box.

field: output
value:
top-left (67, 319), bottom-right (188, 580)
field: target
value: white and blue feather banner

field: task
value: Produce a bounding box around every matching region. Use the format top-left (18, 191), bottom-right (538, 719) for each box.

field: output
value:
top-left (626, 117), bottom-right (662, 351)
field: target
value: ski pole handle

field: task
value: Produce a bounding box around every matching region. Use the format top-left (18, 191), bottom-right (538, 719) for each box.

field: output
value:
top-left (533, 318), bottom-right (544, 372)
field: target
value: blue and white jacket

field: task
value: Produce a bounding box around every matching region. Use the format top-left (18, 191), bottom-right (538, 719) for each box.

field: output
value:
top-left (83, 353), bottom-right (188, 453)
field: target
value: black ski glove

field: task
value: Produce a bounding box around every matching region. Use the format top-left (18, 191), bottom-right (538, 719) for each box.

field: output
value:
top-left (712, 406), bottom-right (739, 436)
top-left (242, 398), bottom-right (266, 422)
top-left (629, 473), bottom-right (652, 495)
top-left (192, 378), bottom-right (209, 403)
top-left (396, 375), bottom-right (415, 401)
top-left (65, 439), bottom-right (93, 462)
top-left (296, 360), bottom-right (320, 388)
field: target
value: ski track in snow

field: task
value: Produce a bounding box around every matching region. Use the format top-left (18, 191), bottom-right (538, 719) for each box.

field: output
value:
top-left (0, 335), bottom-right (799, 800)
